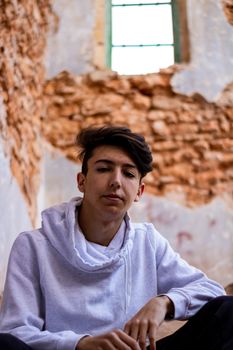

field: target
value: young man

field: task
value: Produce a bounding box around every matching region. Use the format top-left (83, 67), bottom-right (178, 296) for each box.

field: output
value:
top-left (0, 126), bottom-right (232, 350)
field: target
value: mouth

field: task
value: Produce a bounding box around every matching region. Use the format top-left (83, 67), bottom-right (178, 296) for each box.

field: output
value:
top-left (103, 194), bottom-right (123, 201)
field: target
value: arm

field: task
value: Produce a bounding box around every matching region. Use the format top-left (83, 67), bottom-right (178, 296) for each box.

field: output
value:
top-left (154, 229), bottom-right (225, 319)
top-left (0, 233), bottom-right (84, 350)
top-left (123, 225), bottom-right (224, 350)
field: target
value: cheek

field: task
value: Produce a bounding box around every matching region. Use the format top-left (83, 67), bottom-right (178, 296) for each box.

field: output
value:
top-left (88, 176), bottom-right (107, 191)
top-left (124, 182), bottom-right (140, 199)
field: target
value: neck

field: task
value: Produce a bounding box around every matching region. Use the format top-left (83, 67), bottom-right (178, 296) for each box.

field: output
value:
top-left (77, 204), bottom-right (125, 246)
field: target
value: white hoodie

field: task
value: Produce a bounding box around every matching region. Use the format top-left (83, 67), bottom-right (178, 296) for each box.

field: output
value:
top-left (0, 197), bottom-right (225, 350)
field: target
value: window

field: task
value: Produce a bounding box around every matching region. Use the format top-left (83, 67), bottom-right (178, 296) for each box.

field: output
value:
top-left (106, 0), bottom-right (182, 75)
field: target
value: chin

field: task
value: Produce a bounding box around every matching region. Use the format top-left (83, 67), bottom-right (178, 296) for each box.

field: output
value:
top-left (103, 207), bottom-right (125, 219)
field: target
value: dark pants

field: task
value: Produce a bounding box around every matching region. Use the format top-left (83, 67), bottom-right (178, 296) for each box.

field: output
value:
top-left (0, 333), bottom-right (33, 349)
top-left (0, 296), bottom-right (233, 350)
top-left (156, 296), bottom-right (233, 350)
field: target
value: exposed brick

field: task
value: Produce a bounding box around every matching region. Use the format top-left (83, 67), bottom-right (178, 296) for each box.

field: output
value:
top-left (152, 141), bottom-right (183, 151)
top-left (0, 0), bottom-right (54, 224)
top-left (81, 93), bottom-right (125, 116)
top-left (210, 139), bottom-right (233, 151)
top-left (200, 121), bottom-right (220, 132)
top-left (131, 93), bottom-right (151, 110)
top-left (193, 140), bottom-right (210, 152)
top-left (148, 110), bottom-right (176, 122)
top-left (222, 0), bottom-right (233, 26)
top-left (161, 163), bottom-right (193, 180)
top-left (152, 121), bottom-right (171, 137)
top-left (42, 68), bottom-right (233, 208)
top-left (152, 95), bottom-right (184, 110)
top-left (172, 123), bottom-right (199, 135)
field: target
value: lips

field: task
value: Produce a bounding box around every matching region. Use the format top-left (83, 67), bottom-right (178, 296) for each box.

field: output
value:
top-left (103, 193), bottom-right (123, 201)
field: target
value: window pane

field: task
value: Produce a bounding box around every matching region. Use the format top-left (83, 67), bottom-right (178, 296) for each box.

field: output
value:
top-left (112, 1), bottom-right (171, 4)
top-left (112, 5), bottom-right (173, 45)
top-left (112, 46), bottom-right (174, 74)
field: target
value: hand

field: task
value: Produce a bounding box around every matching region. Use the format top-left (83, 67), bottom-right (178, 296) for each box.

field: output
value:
top-left (124, 296), bottom-right (174, 350)
top-left (77, 329), bottom-right (141, 350)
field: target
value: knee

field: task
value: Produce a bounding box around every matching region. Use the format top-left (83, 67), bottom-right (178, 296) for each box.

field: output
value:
top-left (213, 295), bottom-right (233, 306)
top-left (0, 333), bottom-right (17, 345)
top-left (197, 295), bottom-right (233, 321)
top-left (213, 296), bottom-right (233, 322)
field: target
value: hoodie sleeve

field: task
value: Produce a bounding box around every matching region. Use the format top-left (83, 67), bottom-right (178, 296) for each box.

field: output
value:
top-left (0, 233), bottom-right (87, 350)
top-left (153, 227), bottom-right (225, 320)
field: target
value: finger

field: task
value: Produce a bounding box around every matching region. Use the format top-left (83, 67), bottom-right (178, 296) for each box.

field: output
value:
top-left (101, 339), bottom-right (117, 350)
top-left (123, 322), bottom-right (130, 335)
top-left (148, 322), bottom-right (157, 350)
top-left (126, 320), bottom-right (140, 341)
top-left (112, 337), bottom-right (135, 350)
top-left (117, 331), bottom-right (141, 350)
top-left (130, 323), bottom-right (140, 341)
top-left (137, 321), bottom-right (148, 350)
top-left (149, 337), bottom-right (156, 350)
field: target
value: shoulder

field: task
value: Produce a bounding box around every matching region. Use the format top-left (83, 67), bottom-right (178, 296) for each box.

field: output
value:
top-left (11, 228), bottom-right (47, 254)
top-left (131, 222), bottom-right (156, 234)
top-left (130, 222), bottom-right (166, 247)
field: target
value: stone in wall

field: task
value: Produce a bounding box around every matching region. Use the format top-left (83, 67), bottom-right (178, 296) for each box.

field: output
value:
top-left (42, 68), bottom-right (233, 208)
top-left (222, 0), bottom-right (233, 25)
top-left (0, 0), bottom-right (55, 223)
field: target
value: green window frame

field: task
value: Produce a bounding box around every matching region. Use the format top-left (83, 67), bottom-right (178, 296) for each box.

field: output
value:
top-left (106, 0), bottom-right (182, 71)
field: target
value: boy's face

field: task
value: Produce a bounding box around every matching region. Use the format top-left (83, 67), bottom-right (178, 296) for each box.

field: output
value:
top-left (77, 145), bottom-right (144, 221)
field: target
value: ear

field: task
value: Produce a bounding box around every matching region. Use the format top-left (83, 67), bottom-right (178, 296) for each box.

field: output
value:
top-left (77, 172), bottom-right (86, 193)
top-left (134, 182), bottom-right (145, 202)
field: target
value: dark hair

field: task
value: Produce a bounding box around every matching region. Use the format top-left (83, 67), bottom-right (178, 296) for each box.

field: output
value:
top-left (76, 126), bottom-right (153, 178)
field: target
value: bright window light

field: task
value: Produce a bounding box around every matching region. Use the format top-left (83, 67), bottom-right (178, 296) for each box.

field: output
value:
top-left (110, 1), bottom-right (175, 75)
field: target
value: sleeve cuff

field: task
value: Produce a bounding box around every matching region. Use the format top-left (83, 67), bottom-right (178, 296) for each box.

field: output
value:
top-left (164, 291), bottom-right (191, 320)
top-left (57, 333), bottom-right (90, 350)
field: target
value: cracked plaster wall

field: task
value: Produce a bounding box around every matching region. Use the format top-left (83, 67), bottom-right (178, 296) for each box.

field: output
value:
top-left (0, 0), bottom-right (54, 293)
top-left (172, 0), bottom-right (233, 101)
top-left (0, 0), bottom-right (233, 294)
top-left (0, 100), bottom-right (32, 292)
top-left (0, 140), bottom-right (32, 292)
top-left (42, 0), bottom-right (233, 286)
top-left (44, 0), bottom-right (101, 79)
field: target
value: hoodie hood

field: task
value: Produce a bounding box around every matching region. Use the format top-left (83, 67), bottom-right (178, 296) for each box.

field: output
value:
top-left (41, 197), bottom-right (134, 272)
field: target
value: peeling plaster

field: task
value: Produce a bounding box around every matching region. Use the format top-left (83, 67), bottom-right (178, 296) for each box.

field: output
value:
top-left (40, 150), bottom-right (81, 211)
top-left (44, 0), bottom-right (96, 78)
top-left (0, 139), bottom-right (32, 293)
top-left (0, 94), bottom-right (32, 292)
top-left (172, 0), bottom-right (233, 101)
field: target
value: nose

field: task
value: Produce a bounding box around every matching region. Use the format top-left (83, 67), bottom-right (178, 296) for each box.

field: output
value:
top-left (109, 169), bottom-right (121, 189)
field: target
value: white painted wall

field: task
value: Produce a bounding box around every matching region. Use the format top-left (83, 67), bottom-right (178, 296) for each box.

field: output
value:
top-left (0, 141), bottom-right (32, 293)
top-left (40, 150), bottom-right (81, 212)
top-left (45, 0), bottom-right (96, 79)
top-left (172, 0), bottom-right (233, 101)
top-left (0, 97), bottom-right (32, 293)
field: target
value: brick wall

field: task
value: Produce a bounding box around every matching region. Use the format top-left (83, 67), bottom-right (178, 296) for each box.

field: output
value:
top-left (42, 68), bottom-right (233, 207)
top-left (0, 0), bottom-right (55, 223)
top-left (1, 0), bottom-right (233, 223)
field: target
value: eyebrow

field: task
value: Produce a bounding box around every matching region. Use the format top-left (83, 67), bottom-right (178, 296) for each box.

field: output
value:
top-left (94, 159), bottom-right (137, 169)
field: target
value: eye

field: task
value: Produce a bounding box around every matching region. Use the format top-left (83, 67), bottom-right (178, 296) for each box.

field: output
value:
top-left (124, 171), bottom-right (136, 178)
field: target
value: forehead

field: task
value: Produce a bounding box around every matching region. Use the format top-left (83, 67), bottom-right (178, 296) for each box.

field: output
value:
top-left (90, 145), bottom-right (137, 166)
